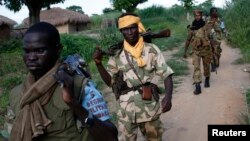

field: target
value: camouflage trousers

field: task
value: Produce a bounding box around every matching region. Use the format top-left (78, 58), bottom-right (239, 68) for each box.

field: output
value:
top-left (118, 118), bottom-right (164, 141)
top-left (192, 46), bottom-right (212, 83)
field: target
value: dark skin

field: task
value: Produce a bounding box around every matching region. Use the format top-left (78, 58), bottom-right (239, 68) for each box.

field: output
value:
top-left (210, 9), bottom-right (218, 19)
top-left (93, 23), bottom-right (173, 113)
top-left (22, 32), bottom-right (118, 141)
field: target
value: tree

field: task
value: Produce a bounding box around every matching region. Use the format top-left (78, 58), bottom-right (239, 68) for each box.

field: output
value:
top-left (103, 8), bottom-right (114, 14)
top-left (178, 0), bottom-right (195, 21)
top-left (199, 0), bottom-right (214, 13)
top-left (2, 0), bottom-right (65, 26)
top-left (110, 0), bottom-right (148, 12)
top-left (66, 5), bottom-right (84, 14)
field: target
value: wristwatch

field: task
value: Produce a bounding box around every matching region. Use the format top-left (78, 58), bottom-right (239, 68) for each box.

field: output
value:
top-left (84, 112), bottom-right (94, 127)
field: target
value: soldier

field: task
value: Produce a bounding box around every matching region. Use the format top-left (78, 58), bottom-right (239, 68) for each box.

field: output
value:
top-left (93, 13), bottom-right (174, 141)
top-left (2, 22), bottom-right (118, 141)
top-left (183, 10), bottom-right (213, 95)
top-left (206, 7), bottom-right (223, 71)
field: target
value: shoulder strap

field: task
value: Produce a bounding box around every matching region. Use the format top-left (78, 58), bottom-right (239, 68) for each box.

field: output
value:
top-left (124, 50), bottom-right (143, 85)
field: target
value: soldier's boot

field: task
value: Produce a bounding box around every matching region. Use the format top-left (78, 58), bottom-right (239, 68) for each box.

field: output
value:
top-left (193, 83), bottom-right (201, 95)
top-left (211, 63), bottom-right (216, 72)
top-left (204, 77), bottom-right (210, 88)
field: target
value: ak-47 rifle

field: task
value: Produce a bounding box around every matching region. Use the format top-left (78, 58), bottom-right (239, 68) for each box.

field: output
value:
top-left (102, 28), bottom-right (171, 56)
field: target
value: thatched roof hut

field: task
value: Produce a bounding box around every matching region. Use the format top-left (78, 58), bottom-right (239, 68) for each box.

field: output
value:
top-left (0, 15), bottom-right (17, 40)
top-left (23, 7), bottom-right (91, 34)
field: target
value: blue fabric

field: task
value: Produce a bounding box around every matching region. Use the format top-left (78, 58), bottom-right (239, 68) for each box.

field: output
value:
top-left (81, 80), bottom-right (110, 121)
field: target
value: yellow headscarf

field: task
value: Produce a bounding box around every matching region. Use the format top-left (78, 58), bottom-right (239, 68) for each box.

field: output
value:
top-left (118, 15), bottom-right (146, 67)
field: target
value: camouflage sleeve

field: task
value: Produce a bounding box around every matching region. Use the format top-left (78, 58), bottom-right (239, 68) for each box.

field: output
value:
top-left (214, 21), bottom-right (222, 40)
top-left (107, 56), bottom-right (119, 85)
top-left (150, 44), bottom-right (174, 84)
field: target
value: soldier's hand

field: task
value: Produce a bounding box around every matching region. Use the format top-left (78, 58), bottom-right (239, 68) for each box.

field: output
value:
top-left (54, 65), bottom-right (75, 105)
top-left (161, 96), bottom-right (172, 113)
top-left (93, 46), bottom-right (103, 65)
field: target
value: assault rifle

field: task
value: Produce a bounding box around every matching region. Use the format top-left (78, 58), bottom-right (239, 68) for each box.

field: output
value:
top-left (102, 28), bottom-right (171, 56)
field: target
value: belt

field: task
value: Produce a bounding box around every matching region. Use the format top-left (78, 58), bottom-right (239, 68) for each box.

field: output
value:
top-left (121, 84), bottom-right (144, 95)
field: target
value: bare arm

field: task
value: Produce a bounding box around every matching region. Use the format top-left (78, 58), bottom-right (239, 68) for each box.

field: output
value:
top-left (92, 47), bottom-right (112, 86)
top-left (161, 74), bottom-right (173, 113)
top-left (183, 30), bottom-right (193, 58)
top-left (55, 69), bottom-right (118, 141)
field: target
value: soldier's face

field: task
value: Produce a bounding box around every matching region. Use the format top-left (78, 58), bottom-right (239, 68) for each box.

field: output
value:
top-left (23, 32), bottom-right (59, 78)
top-left (120, 23), bottom-right (139, 46)
top-left (211, 9), bottom-right (218, 17)
top-left (195, 13), bottom-right (202, 21)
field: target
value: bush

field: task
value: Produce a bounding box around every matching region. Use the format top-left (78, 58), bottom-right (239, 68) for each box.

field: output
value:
top-left (0, 39), bottom-right (22, 53)
top-left (60, 34), bottom-right (98, 63)
top-left (224, 0), bottom-right (250, 63)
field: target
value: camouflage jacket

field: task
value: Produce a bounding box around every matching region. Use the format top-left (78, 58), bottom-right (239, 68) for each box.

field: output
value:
top-left (107, 42), bottom-right (174, 123)
top-left (206, 16), bottom-right (222, 42)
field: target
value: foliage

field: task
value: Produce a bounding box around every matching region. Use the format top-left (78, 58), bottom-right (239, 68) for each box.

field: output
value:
top-left (66, 5), bottom-right (84, 14)
top-left (137, 5), bottom-right (166, 19)
top-left (178, 0), bottom-right (195, 10)
top-left (110, 0), bottom-right (148, 12)
top-left (103, 8), bottom-right (115, 13)
top-left (166, 59), bottom-right (188, 76)
top-left (2, 0), bottom-right (65, 25)
top-left (2, 0), bottom-right (65, 12)
top-left (0, 39), bottom-right (23, 53)
top-left (89, 11), bottom-right (121, 29)
top-left (197, 0), bottom-right (214, 14)
top-left (98, 26), bottom-right (123, 50)
top-left (224, 0), bottom-right (250, 63)
top-left (60, 34), bottom-right (98, 63)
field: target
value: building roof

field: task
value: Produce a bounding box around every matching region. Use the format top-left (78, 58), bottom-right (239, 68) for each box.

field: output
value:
top-left (0, 15), bottom-right (17, 27)
top-left (23, 7), bottom-right (90, 26)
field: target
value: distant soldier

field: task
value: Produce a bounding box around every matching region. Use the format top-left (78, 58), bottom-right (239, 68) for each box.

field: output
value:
top-left (206, 7), bottom-right (223, 71)
top-left (183, 10), bottom-right (213, 94)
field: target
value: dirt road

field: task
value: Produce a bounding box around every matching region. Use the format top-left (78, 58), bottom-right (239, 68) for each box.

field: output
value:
top-left (103, 40), bottom-right (250, 141)
top-left (161, 40), bottom-right (250, 141)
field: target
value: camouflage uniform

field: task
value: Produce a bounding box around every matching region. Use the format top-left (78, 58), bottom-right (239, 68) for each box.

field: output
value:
top-left (206, 16), bottom-right (222, 67)
top-left (107, 42), bottom-right (174, 141)
top-left (187, 26), bottom-right (212, 83)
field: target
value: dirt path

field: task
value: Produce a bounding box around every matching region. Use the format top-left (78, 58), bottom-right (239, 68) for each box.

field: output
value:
top-left (161, 40), bottom-right (250, 141)
top-left (103, 40), bottom-right (250, 141)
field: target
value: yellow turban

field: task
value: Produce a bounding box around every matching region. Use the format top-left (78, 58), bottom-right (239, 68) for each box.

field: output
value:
top-left (118, 15), bottom-right (146, 67)
top-left (118, 15), bottom-right (146, 33)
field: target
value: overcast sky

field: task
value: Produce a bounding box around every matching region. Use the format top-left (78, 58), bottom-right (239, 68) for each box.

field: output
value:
top-left (0, 0), bottom-right (229, 24)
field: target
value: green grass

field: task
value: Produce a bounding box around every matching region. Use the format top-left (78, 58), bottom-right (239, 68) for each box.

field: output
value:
top-left (224, 0), bottom-right (250, 63)
top-left (167, 59), bottom-right (189, 76)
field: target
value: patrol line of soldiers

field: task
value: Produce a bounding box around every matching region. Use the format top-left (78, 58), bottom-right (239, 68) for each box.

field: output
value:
top-left (183, 7), bottom-right (223, 95)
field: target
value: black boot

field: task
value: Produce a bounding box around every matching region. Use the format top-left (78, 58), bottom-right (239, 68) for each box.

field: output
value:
top-left (204, 77), bottom-right (210, 88)
top-left (193, 83), bottom-right (201, 95)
